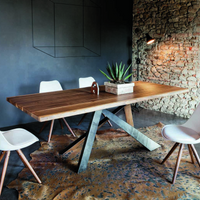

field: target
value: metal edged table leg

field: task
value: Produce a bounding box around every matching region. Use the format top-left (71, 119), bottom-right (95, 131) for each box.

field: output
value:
top-left (60, 106), bottom-right (160, 174)
top-left (98, 106), bottom-right (124, 129)
top-left (77, 110), bottom-right (102, 173)
top-left (102, 109), bottom-right (161, 151)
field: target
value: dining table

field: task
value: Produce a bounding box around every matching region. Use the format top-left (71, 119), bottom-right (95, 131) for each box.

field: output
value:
top-left (7, 81), bottom-right (189, 173)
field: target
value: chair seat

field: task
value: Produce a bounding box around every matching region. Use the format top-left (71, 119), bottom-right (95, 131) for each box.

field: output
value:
top-left (162, 125), bottom-right (200, 144)
top-left (1, 128), bottom-right (39, 151)
top-left (0, 128), bottom-right (41, 194)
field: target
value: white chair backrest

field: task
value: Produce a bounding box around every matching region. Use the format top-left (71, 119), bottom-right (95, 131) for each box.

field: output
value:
top-left (183, 103), bottom-right (200, 133)
top-left (39, 80), bottom-right (63, 93)
top-left (79, 77), bottom-right (95, 88)
top-left (0, 131), bottom-right (14, 151)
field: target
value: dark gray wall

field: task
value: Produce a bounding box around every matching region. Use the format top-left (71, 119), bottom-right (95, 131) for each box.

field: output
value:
top-left (0, 0), bottom-right (132, 127)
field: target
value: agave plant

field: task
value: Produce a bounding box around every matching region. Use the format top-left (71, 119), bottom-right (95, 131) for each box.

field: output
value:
top-left (100, 62), bottom-right (133, 84)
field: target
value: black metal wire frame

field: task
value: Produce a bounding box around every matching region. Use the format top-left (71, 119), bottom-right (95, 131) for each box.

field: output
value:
top-left (31, 0), bottom-right (101, 58)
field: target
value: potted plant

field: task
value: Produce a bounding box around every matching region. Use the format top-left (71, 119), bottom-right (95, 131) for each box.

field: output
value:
top-left (100, 62), bottom-right (135, 95)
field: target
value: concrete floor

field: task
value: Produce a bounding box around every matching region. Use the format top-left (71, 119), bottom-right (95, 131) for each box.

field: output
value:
top-left (0, 107), bottom-right (198, 200)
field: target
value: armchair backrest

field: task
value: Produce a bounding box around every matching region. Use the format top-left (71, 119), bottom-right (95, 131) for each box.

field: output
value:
top-left (39, 80), bottom-right (63, 93)
top-left (0, 131), bottom-right (14, 151)
top-left (79, 77), bottom-right (95, 88)
top-left (183, 103), bottom-right (200, 133)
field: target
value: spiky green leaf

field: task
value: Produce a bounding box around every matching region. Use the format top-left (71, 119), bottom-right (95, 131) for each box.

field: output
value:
top-left (120, 64), bottom-right (125, 78)
top-left (124, 73), bottom-right (133, 81)
top-left (99, 69), bottom-right (112, 81)
top-left (101, 62), bottom-right (133, 83)
top-left (115, 63), bottom-right (119, 80)
top-left (122, 64), bottom-right (132, 79)
top-left (118, 62), bottom-right (123, 80)
top-left (107, 63), bottom-right (116, 80)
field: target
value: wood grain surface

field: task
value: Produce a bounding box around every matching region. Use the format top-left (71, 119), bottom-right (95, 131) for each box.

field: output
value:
top-left (7, 81), bottom-right (189, 122)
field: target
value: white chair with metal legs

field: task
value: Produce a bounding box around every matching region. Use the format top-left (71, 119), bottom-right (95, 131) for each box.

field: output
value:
top-left (39, 80), bottom-right (76, 142)
top-left (0, 128), bottom-right (41, 195)
top-left (78, 77), bottom-right (112, 127)
top-left (161, 103), bottom-right (200, 184)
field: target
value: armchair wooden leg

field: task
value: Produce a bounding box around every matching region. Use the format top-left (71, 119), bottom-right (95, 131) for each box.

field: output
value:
top-left (190, 144), bottom-right (200, 167)
top-left (161, 143), bottom-right (179, 165)
top-left (78, 113), bottom-right (112, 127)
top-left (62, 118), bottom-right (77, 137)
top-left (188, 144), bottom-right (195, 164)
top-left (124, 104), bottom-right (134, 127)
top-left (78, 114), bottom-right (87, 126)
top-left (48, 120), bottom-right (54, 143)
top-left (58, 119), bottom-right (64, 129)
top-left (39, 121), bottom-right (48, 133)
top-left (172, 143), bottom-right (184, 184)
top-left (0, 151), bottom-right (10, 195)
top-left (0, 152), bottom-right (6, 162)
top-left (16, 150), bottom-right (41, 184)
top-left (102, 113), bottom-right (112, 127)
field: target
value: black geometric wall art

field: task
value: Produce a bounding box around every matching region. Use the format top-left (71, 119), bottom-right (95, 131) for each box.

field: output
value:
top-left (31, 0), bottom-right (101, 58)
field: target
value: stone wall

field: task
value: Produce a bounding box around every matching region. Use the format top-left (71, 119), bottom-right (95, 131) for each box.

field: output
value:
top-left (132, 0), bottom-right (200, 118)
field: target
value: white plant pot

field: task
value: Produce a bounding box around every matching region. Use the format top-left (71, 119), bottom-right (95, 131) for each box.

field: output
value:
top-left (104, 82), bottom-right (135, 95)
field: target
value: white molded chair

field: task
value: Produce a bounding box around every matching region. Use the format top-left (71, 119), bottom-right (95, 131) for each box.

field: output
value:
top-left (78, 77), bottom-right (112, 127)
top-left (79, 77), bottom-right (96, 88)
top-left (161, 103), bottom-right (200, 184)
top-left (39, 80), bottom-right (76, 142)
top-left (0, 128), bottom-right (41, 195)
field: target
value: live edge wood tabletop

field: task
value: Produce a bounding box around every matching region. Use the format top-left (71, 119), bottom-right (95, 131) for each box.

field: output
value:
top-left (7, 81), bottom-right (189, 123)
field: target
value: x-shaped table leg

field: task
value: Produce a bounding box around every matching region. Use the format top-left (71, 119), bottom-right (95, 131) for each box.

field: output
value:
top-left (76, 108), bottom-right (160, 173)
top-left (77, 110), bottom-right (102, 173)
top-left (102, 109), bottom-right (160, 151)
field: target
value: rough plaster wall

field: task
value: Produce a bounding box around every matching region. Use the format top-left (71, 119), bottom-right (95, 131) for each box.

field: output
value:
top-left (0, 0), bottom-right (132, 127)
top-left (132, 0), bottom-right (200, 118)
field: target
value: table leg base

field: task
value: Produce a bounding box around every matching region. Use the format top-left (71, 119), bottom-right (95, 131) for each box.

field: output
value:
top-left (77, 110), bottom-right (102, 173)
top-left (102, 109), bottom-right (161, 151)
top-left (61, 107), bottom-right (161, 174)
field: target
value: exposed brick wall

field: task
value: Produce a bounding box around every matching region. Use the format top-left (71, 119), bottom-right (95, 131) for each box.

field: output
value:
top-left (132, 0), bottom-right (200, 118)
